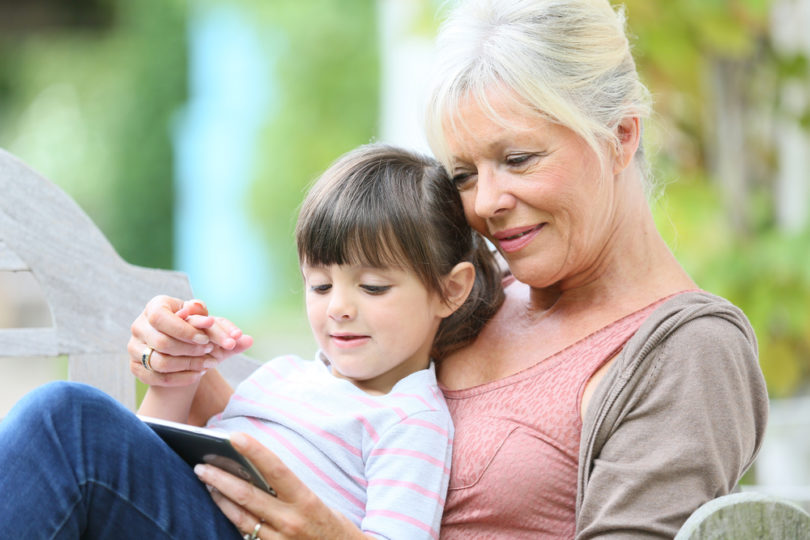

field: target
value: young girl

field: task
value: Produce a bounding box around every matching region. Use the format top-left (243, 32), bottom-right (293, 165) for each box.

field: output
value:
top-left (0, 144), bottom-right (503, 540)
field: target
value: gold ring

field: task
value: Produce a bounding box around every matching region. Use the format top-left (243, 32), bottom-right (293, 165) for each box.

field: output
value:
top-left (243, 520), bottom-right (262, 540)
top-left (141, 346), bottom-right (155, 372)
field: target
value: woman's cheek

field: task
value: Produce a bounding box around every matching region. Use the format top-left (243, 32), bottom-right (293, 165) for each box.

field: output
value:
top-left (460, 195), bottom-right (487, 234)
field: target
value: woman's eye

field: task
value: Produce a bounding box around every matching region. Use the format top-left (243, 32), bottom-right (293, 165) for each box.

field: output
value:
top-left (452, 172), bottom-right (477, 191)
top-left (310, 284), bottom-right (331, 294)
top-left (505, 154), bottom-right (533, 166)
top-left (361, 284), bottom-right (391, 295)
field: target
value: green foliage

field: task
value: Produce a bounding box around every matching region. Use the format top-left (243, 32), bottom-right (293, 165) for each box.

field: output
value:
top-left (655, 176), bottom-right (810, 398)
top-left (0, 0), bottom-right (187, 270)
top-left (628, 0), bottom-right (810, 397)
top-left (102, 0), bottom-right (187, 269)
top-left (235, 0), bottom-right (380, 309)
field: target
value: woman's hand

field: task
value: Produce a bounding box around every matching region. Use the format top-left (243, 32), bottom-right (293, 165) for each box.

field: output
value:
top-left (128, 295), bottom-right (253, 387)
top-left (194, 433), bottom-right (367, 540)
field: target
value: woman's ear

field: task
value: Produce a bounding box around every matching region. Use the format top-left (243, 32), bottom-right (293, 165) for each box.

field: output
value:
top-left (438, 262), bottom-right (476, 318)
top-left (613, 116), bottom-right (640, 174)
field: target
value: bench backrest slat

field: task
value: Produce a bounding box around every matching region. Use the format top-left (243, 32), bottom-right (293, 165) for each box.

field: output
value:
top-left (0, 148), bottom-right (206, 409)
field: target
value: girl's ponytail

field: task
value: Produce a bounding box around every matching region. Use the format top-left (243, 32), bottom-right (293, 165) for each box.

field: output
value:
top-left (432, 234), bottom-right (504, 360)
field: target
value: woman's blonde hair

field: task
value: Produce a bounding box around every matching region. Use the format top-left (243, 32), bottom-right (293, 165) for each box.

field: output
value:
top-left (425, 0), bottom-right (652, 187)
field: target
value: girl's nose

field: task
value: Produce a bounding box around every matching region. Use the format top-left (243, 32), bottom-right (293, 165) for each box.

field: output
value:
top-left (327, 289), bottom-right (356, 321)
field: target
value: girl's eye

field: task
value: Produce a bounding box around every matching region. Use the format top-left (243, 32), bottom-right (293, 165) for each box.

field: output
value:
top-left (361, 284), bottom-right (391, 295)
top-left (452, 171), bottom-right (477, 191)
top-left (310, 284), bottom-right (331, 294)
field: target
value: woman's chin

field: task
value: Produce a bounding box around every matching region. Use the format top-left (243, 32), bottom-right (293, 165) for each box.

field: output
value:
top-left (506, 261), bottom-right (563, 290)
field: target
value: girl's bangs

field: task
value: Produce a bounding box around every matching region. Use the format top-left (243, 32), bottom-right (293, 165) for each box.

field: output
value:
top-left (299, 211), bottom-right (408, 271)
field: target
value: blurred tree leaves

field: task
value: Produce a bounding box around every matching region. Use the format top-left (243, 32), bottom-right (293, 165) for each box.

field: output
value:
top-left (631, 0), bottom-right (810, 397)
top-left (1, 0), bottom-right (807, 397)
top-left (655, 176), bottom-right (810, 397)
top-left (0, 0), bottom-right (186, 269)
top-left (232, 0), bottom-right (379, 309)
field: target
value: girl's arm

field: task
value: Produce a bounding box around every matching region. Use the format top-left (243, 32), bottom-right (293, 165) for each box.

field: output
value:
top-left (137, 368), bottom-right (233, 425)
top-left (188, 369), bottom-right (235, 426)
top-left (137, 381), bottom-right (202, 423)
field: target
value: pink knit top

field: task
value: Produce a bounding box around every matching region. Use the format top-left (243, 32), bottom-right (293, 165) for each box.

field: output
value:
top-left (439, 297), bottom-right (670, 539)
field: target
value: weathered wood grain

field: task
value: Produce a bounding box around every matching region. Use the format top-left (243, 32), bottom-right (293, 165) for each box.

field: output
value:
top-left (0, 148), bottom-right (259, 409)
top-left (675, 492), bottom-right (810, 539)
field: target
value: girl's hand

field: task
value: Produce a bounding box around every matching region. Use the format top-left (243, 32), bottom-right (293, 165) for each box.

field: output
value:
top-left (128, 295), bottom-right (253, 387)
top-left (194, 433), bottom-right (367, 540)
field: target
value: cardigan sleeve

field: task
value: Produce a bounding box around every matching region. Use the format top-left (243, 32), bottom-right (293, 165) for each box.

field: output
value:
top-left (576, 312), bottom-right (768, 539)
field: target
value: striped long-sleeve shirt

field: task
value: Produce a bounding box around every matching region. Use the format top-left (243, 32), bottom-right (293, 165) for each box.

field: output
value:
top-left (208, 354), bottom-right (453, 539)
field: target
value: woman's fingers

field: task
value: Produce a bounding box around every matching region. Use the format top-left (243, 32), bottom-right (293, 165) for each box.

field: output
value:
top-left (146, 302), bottom-right (211, 347)
top-left (128, 338), bottom-right (215, 372)
top-left (195, 434), bottom-right (355, 538)
top-left (129, 295), bottom-right (253, 388)
top-left (232, 433), bottom-right (340, 536)
top-left (132, 297), bottom-right (212, 355)
top-left (207, 487), bottom-right (265, 538)
top-left (229, 433), bottom-right (307, 503)
top-left (196, 462), bottom-right (280, 535)
top-left (127, 337), bottom-right (215, 387)
top-left (132, 296), bottom-right (252, 359)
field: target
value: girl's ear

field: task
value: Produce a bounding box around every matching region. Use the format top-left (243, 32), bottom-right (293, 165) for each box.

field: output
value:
top-left (438, 262), bottom-right (476, 318)
top-left (613, 116), bottom-right (640, 174)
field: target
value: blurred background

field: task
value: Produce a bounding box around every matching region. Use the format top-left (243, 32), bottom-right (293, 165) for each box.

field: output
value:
top-left (0, 0), bottom-right (808, 503)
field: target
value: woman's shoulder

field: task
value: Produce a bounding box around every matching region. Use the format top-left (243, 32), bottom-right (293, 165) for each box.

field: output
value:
top-left (577, 290), bottom-right (769, 538)
top-left (601, 290), bottom-right (765, 413)
top-left (630, 290), bottom-right (757, 355)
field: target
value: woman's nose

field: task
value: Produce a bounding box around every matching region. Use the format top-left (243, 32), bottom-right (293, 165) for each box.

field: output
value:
top-left (474, 166), bottom-right (516, 219)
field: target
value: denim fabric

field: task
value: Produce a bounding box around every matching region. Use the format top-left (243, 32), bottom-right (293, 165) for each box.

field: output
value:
top-left (0, 381), bottom-right (243, 539)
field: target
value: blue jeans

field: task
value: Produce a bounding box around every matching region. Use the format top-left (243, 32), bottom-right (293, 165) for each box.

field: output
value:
top-left (0, 381), bottom-right (243, 539)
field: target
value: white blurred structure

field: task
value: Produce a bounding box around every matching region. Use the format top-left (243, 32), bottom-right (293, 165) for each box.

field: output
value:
top-left (771, 0), bottom-right (810, 232)
top-left (0, 272), bottom-right (58, 417)
top-left (377, 0), bottom-right (435, 154)
top-left (750, 396), bottom-right (810, 511)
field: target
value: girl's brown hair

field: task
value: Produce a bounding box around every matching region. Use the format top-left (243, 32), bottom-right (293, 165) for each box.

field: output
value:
top-left (296, 143), bottom-right (504, 359)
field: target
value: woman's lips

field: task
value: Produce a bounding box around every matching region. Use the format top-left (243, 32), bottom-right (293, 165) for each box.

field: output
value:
top-left (493, 224), bottom-right (544, 253)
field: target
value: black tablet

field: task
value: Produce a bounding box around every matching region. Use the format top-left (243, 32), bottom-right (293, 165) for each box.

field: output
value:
top-left (139, 415), bottom-right (276, 496)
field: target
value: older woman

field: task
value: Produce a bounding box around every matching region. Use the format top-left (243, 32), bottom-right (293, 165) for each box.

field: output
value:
top-left (128, 0), bottom-right (767, 538)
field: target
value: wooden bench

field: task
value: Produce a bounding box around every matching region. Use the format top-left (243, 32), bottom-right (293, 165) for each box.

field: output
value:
top-left (0, 147), bottom-right (257, 411)
top-left (2, 147), bottom-right (807, 537)
top-left (675, 492), bottom-right (810, 539)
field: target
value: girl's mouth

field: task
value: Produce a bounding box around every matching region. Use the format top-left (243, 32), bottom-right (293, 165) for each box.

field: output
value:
top-left (332, 334), bottom-right (363, 341)
top-left (330, 334), bottom-right (370, 348)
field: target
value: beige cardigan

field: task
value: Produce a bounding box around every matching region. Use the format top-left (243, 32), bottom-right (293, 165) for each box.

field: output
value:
top-left (576, 291), bottom-right (769, 538)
